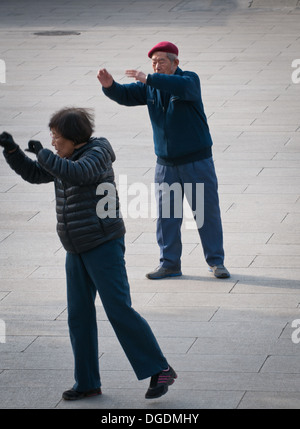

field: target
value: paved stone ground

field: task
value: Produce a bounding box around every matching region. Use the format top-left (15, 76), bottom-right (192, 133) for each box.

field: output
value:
top-left (0, 0), bottom-right (300, 410)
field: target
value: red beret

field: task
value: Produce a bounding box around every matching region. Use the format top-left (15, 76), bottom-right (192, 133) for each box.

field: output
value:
top-left (148, 41), bottom-right (179, 58)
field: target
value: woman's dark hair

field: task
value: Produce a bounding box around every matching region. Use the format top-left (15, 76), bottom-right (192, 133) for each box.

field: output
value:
top-left (49, 107), bottom-right (94, 145)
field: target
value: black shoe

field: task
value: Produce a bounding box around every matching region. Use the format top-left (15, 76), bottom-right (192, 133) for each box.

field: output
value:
top-left (62, 387), bottom-right (102, 401)
top-left (146, 266), bottom-right (182, 280)
top-left (145, 366), bottom-right (177, 399)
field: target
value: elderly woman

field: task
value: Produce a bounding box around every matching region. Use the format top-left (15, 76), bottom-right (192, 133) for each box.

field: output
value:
top-left (0, 107), bottom-right (176, 401)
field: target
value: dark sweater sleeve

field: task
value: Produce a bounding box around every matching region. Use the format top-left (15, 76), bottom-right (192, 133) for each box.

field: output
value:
top-left (146, 71), bottom-right (200, 101)
top-left (3, 147), bottom-right (54, 184)
top-left (102, 80), bottom-right (147, 106)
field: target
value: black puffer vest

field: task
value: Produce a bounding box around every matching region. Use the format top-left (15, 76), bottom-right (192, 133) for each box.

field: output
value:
top-left (4, 137), bottom-right (125, 253)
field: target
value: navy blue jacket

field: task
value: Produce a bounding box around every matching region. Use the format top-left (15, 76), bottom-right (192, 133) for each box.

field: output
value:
top-left (4, 138), bottom-right (125, 253)
top-left (103, 67), bottom-right (213, 165)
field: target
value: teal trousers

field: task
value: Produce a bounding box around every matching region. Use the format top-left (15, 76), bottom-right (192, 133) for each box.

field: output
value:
top-left (65, 236), bottom-right (168, 391)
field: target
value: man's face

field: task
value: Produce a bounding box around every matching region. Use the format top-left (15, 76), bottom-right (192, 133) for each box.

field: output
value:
top-left (151, 51), bottom-right (179, 75)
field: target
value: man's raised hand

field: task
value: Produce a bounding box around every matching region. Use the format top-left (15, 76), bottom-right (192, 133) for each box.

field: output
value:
top-left (97, 69), bottom-right (114, 88)
top-left (125, 70), bottom-right (147, 84)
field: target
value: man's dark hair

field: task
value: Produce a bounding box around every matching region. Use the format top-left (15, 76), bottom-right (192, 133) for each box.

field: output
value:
top-left (49, 107), bottom-right (94, 146)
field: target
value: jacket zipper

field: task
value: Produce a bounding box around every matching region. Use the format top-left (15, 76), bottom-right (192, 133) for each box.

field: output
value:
top-left (62, 182), bottom-right (75, 252)
top-left (162, 103), bottom-right (168, 155)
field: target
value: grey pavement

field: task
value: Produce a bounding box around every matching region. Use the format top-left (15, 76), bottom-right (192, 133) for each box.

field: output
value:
top-left (0, 0), bottom-right (300, 410)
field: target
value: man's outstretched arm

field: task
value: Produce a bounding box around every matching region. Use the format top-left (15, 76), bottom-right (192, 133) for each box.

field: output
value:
top-left (125, 68), bottom-right (200, 101)
top-left (97, 68), bottom-right (147, 106)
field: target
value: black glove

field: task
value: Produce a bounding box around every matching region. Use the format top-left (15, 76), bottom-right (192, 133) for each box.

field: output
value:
top-left (0, 132), bottom-right (18, 152)
top-left (25, 140), bottom-right (43, 155)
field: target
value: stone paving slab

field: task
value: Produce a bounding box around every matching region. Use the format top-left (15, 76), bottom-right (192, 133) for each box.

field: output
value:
top-left (0, 0), bottom-right (300, 411)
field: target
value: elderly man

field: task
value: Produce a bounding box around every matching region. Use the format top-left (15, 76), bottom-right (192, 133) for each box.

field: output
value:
top-left (97, 41), bottom-right (230, 280)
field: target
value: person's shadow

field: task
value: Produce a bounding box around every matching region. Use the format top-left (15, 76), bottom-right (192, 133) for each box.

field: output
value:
top-left (182, 272), bottom-right (300, 290)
